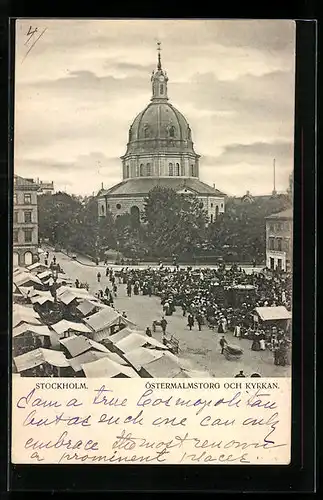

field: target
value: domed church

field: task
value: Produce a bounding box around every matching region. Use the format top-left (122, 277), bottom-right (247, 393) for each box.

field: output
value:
top-left (98, 45), bottom-right (226, 223)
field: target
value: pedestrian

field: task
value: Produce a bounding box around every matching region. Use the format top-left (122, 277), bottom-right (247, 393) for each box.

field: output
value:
top-left (44, 258), bottom-right (48, 266)
top-left (187, 313), bottom-right (194, 330)
top-left (105, 285), bottom-right (110, 298)
top-left (75, 278), bottom-right (79, 288)
top-left (97, 272), bottom-right (101, 283)
top-left (196, 313), bottom-right (203, 331)
top-left (219, 335), bottom-right (227, 354)
top-left (182, 303), bottom-right (187, 317)
top-left (122, 311), bottom-right (127, 318)
top-left (235, 370), bottom-right (246, 378)
top-left (234, 324), bottom-right (241, 339)
top-left (106, 266), bottom-right (109, 277)
top-left (160, 316), bottom-right (167, 335)
top-left (113, 284), bottom-right (118, 297)
top-left (53, 255), bottom-right (56, 264)
top-left (145, 326), bottom-right (152, 337)
top-left (127, 283), bottom-right (132, 297)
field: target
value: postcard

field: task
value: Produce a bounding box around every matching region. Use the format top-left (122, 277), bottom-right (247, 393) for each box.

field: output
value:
top-left (11, 19), bottom-right (295, 465)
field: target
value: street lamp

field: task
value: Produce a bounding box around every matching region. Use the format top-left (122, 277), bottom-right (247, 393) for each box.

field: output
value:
top-left (50, 263), bottom-right (59, 302)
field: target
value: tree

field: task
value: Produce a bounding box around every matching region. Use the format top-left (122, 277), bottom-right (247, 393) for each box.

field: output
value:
top-left (207, 194), bottom-right (292, 263)
top-left (143, 186), bottom-right (208, 258)
top-left (38, 192), bottom-right (115, 258)
top-left (114, 213), bottom-right (147, 259)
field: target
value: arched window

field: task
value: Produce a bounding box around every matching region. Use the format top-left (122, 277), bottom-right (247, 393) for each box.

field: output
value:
top-left (139, 164), bottom-right (144, 176)
top-left (135, 165), bottom-right (139, 177)
top-left (144, 125), bottom-right (150, 138)
top-left (160, 84), bottom-right (164, 95)
top-left (169, 163), bottom-right (174, 176)
top-left (215, 206), bottom-right (219, 218)
top-left (181, 164), bottom-right (185, 176)
top-left (169, 126), bottom-right (175, 138)
top-left (130, 205), bottom-right (140, 223)
top-left (190, 164), bottom-right (194, 176)
top-left (125, 165), bottom-right (129, 178)
top-left (146, 163), bottom-right (151, 176)
top-left (24, 251), bottom-right (33, 266)
top-left (175, 163), bottom-right (180, 176)
top-left (13, 252), bottom-right (19, 267)
top-left (100, 205), bottom-right (105, 215)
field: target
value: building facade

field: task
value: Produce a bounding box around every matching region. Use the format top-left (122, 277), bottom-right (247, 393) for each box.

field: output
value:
top-left (265, 208), bottom-right (293, 272)
top-left (13, 176), bottom-right (40, 267)
top-left (98, 48), bottom-right (226, 222)
top-left (37, 180), bottom-right (54, 195)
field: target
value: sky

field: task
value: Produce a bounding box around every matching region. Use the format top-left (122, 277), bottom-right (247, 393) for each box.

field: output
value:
top-left (14, 19), bottom-right (296, 197)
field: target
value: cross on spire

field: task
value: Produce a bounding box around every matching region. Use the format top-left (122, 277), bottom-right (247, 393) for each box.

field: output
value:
top-left (157, 41), bottom-right (162, 70)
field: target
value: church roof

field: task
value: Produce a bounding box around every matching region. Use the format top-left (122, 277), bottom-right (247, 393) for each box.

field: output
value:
top-left (100, 178), bottom-right (226, 197)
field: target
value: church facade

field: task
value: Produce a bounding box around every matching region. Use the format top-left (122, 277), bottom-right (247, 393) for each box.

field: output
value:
top-left (98, 48), bottom-right (226, 223)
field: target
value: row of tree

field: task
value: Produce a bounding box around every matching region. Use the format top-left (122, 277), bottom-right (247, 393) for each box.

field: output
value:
top-left (38, 187), bottom-right (291, 263)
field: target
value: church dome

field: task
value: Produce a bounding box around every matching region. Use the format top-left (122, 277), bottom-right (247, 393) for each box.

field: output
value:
top-left (126, 101), bottom-right (195, 155)
top-left (121, 43), bottom-right (200, 180)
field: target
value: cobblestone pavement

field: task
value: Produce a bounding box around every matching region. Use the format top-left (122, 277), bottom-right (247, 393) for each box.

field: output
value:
top-left (49, 250), bottom-right (291, 378)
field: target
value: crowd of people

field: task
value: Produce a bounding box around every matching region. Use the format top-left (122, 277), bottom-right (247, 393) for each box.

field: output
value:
top-left (102, 263), bottom-right (292, 367)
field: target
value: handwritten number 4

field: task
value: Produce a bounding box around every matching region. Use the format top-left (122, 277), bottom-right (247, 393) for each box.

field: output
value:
top-left (25, 26), bottom-right (38, 45)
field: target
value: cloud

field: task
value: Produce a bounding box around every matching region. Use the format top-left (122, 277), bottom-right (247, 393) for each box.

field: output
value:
top-left (14, 19), bottom-right (295, 196)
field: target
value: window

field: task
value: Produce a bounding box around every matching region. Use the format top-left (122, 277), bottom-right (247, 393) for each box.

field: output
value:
top-left (181, 164), bottom-right (185, 176)
top-left (169, 126), bottom-right (175, 138)
top-left (125, 165), bottom-right (129, 178)
top-left (24, 193), bottom-right (32, 204)
top-left (269, 223), bottom-right (274, 232)
top-left (175, 163), bottom-right (180, 176)
top-left (276, 238), bottom-right (282, 251)
top-left (169, 163), bottom-right (173, 176)
top-left (100, 205), bottom-right (105, 215)
top-left (24, 211), bottom-right (32, 223)
top-left (24, 229), bottom-right (32, 243)
top-left (160, 84), bottom-right (164, 95)
top-left (190, 165), bottom-right (194, 176)
top-left (13, 211), bottom-right (18, 223)
top-left (210, 203), bottom-right (213, 208)
top-left (268, 237), bottom-right (275, 250)
top-left (146, 163), bottom-right (151, 176)
top-left (221, 203), bottom-right (224, 208)
top-left (215, 206), bottom-right (219, 218)
top-left (139, 164), bottom-right (144, 176)
top-left (135, 166), bottom-right (139, 177)
top-left (13, 230), bottom-right (18, 243)
top-left (144, 126), bottom-right (150, 138)
top-left (13, 193), bottom-right (17, 205)
top-left (116, 204), bottom-right (121, 210)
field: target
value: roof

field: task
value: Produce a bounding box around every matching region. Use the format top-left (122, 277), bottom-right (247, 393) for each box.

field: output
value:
top-left (13, 273), bottom-right (43, 286)
top-left (28, 262), bottom-right (49, 272)
top-left (13, 323), bottom-right (52, 337)
top-left (115, 332), bottom-right (168, 354)
top-left (142, 351), bottom-right (182, 377)
top-left (59, 334), bottom-right (92, 357)
top-left (84, 307), bottom-right (121, 332)
top-left (50, 320), bottom-right (92, 336)
top-left (107, 327), bottom-right (143, 345)
top-left (266, 208), bottom-right (293, 220)
top-left (68, 350), bottom-right (109, 372)
top-left (81, 357), bottom-right (139, 378)
top-left (124, 347), bottom-right (164, 371)
top-left (101, 177), bottom-right (226, 198)
top-left (14, 348), bottom-right (69, 372)
top-left (254, 306), bottom-right (292, 321)
top-left (76, 299), bottom-right (99, 317)
top-left (37, 270), bottom-right (53, 280)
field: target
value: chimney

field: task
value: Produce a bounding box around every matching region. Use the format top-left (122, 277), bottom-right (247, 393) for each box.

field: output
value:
top-left (213, 183), bottom-right (215, 189)
top-left (101, 182), bottom-right (104, 189)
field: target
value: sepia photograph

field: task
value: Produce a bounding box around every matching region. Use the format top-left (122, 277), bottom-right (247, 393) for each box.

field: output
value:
top-left (12, 19), bottom-right (295, 380)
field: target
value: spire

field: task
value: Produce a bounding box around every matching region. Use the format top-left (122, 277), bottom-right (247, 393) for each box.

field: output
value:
top-left (151, 41), bottom-right (169, 101)
top-left (157, 41), bottom-right (162, 70)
